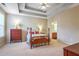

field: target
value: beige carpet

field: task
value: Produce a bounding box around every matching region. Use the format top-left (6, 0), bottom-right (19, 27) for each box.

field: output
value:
top-left (0, 40), bottom-right (68, 56)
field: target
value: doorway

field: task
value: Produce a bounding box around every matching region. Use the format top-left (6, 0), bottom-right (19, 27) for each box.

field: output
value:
top-left (51, 22), bottom-right (57, 39)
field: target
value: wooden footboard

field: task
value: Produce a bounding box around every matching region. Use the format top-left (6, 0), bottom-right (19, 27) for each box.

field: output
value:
top-left (30, 37), bottom-right (49, 49)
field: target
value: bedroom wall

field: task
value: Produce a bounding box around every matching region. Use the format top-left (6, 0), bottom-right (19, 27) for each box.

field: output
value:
top-left (0, 7), bottom-right (7, 47)
top-left (51, 5), bottom-right (79, 44)
top-left (7, 14), bottom-right (47, 42)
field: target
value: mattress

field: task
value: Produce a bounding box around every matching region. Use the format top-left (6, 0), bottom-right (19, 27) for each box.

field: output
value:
top-left (32, 34), bottom-right (47, 37)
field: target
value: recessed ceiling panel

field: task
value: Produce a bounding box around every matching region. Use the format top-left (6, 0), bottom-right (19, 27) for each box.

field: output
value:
top-left (25, 3), bottom-right (47, 13)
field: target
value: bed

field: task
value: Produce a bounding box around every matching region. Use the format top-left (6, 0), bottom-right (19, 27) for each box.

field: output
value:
top-left (26, 28), bottom-right (50, 49)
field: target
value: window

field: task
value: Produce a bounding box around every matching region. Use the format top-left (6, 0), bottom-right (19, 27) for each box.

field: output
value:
top-left (51, 22), bottom-right (57, 32)
top-left (0, 13), bottom-right (4, 37)
top-left (54, 23), bottom-right (57, 32)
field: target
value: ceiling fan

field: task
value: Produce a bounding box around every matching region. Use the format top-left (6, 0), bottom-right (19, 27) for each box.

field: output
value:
top-left (40, 3), bottom-right (50, 11)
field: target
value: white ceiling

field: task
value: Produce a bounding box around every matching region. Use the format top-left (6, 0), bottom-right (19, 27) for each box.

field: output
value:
top-left (0, 3), bottom-right (79, 19)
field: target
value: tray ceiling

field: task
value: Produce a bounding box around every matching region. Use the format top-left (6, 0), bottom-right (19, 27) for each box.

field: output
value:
top-left (0, 3), bottom-right (78, 19)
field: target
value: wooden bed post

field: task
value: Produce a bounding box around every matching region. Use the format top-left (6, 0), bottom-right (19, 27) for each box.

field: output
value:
top-left (48, 28), bottom-right (50, 45)
top-left (30, 27), bottom-right (32, 49)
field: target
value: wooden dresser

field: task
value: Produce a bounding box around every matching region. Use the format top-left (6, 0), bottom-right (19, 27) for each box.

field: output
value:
top-left (64, 43), bottom-right (79, 56)
top-left (52, 32), bottom-right (57, 39)
top-left (10, 29), bottom-right (22, 43)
